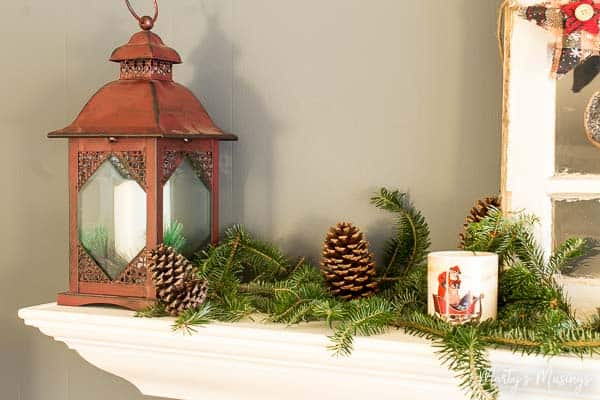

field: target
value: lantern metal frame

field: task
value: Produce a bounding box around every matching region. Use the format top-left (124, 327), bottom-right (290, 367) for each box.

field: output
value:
top-left (50, 1), bottom-right (236, 310)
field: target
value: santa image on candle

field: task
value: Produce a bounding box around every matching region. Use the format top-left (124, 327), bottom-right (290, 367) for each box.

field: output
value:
top-left (433, 265), bottom-right (483, 323)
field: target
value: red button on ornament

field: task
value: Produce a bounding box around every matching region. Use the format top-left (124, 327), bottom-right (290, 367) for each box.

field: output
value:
top-left (576, 3), bottom-right (595, 21)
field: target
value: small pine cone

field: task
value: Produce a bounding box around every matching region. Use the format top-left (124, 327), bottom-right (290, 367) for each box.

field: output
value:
top-left (148, 244), bottom-right (208, 316)
top-left (320, 222), bottom-right (378, 300)
top-left (459, 196), bottom-right (501, 247)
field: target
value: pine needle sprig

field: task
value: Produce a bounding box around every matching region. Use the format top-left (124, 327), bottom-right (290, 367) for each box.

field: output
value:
top-left (385, 267), bottom-right (428, 312)
top-left (286, 263), bottom-right (324, 287)
top-left (462, 207), bottom-right (538, 266)
top-left (172, 303), bottom-right (213, 334)
top-left (371, 188), bottom-right (431, 281)
top-left (269, 283), bottom-right (331, 324)
top-left (549, 237), bottom-right (587, 274)
top-left (436, 326), bottom-right (498, 400)
top-left (587, 309), bottom-right (600, 332)
top-left (498, 263), bottom-right (562, 309)
top-left (196, 240), bottom-right (244, 303)
top-left (135, 302), bottom-right (168, 318)
top-left (312, 300), bottom-right (348, 328)
top-left (511, 227), bottom-right (546, 278)
top-left (328, 297), bottom-right (396, 356)
top-left (210, 293), bottom-right (256, 322)
top-left (394, 311), bottom-right (451, 339)
top-left (227, 225), bottom-right (291, 281)
top-left (163, 221), bottom-right (187, 252)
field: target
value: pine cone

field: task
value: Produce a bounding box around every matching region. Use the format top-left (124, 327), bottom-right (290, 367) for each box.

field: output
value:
top-left (459, 196), bottom-right (501, 247)
top-left (148, 244), bottom-right (208, 316)
top-left (320, 222), bottom-right (378, 300)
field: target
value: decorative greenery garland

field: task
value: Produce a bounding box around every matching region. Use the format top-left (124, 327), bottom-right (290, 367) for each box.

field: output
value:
top-left (137, 188), bottom-right (600, 400)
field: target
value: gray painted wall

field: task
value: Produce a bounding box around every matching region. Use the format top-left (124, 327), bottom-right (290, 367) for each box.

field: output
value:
top-left (0, 1), bottom-right (501, 399)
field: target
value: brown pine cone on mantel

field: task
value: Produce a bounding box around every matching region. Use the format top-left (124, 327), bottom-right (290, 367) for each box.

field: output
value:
top-left (459, 196), bottom-right (502, 247)
top-left (148, 244), bottom-right (208, 316)
top-left (320, 222), bottom-right (378, 300)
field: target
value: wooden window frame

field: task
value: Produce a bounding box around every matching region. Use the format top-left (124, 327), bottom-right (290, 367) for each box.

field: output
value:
top-left (502, 0), bottom-right (600, 318)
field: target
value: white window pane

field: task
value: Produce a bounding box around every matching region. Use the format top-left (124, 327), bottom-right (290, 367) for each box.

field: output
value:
top-left (553, 199), bottom-right (600, 277)
top-left (555, 70), bottom-right (600, 174)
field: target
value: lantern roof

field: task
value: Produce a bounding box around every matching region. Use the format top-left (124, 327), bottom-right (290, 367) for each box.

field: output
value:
top-left (49, 29), bottom-right (236, 140)
top-left (109, 31), bottom-right (181, 64)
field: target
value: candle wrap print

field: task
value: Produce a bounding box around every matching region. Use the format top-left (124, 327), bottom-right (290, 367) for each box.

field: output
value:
top-left (427, 251), bottom-right (498, 324)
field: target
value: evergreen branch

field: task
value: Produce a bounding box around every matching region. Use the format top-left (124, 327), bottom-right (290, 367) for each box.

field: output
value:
top-left (138, 194), bottom-right (600, 400)
top-left (436, 326), bottom-right (498, 400)
top-left (393, 311), bottom-right (451, 339)
top-left (483, 336), bottom-right (539, 349)
top-left (269, 282), bottom-right (331, 324)
top-left (239, 281), bottom-right (292, 297)
top-left (197, 244), bottom-right (240, 289)
top-left (312, 300), bottom-right (348, 328)
top-left (211, 294), bottom-right (255, 322)
top-left (393, 320), bottom-right (446, 338)
top-left (163, 221), bottom-right (187, 252)
top-left (135, 302), bottom-right (168, 318)
top-left (172, 303), bottom-right (213, 334)
top-left (286, 264), bottom-right (324, 286)
top-left (289, 257), bottom-right (306, 275)
top-left (462, 208), bottom-right (538, 266)
top-left (513, 227), bottom-right (546, 278)
top-left (371, 188), bottom-right (431, 281)
top-left (242, 244), bottom-right (290, 278)
top-left (226, 225), bottom-right (291, 280)
top-left (271, 298), bottom-right (311, 322)
top-left (328, 298), bottom-right (395, 356)
top-left (399, 319), bottom-right (600, 359)
top-left (587, 309), bottom-right (600, 332)
top-left (549, 237), bottom-right (587, 274)
top-left (224, 231), bottom-right (242, 276)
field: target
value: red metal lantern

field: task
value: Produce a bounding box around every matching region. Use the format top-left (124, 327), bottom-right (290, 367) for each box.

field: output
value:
top-left (49, 0), bottom-right (236, 310)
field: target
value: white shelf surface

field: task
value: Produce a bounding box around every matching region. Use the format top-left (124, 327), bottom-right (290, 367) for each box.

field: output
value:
top-left (18, 303), bottom-right (600, 400)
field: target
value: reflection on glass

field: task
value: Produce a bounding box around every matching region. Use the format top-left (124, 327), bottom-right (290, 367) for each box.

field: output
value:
top-left (556, 70), bottom-right (600, 174)
top-left (78, 159), bottom-right (147, 279)
top-left (554, 199), bottom-right (600, 277)
top-left (163, 158), bottom-right (211, 257)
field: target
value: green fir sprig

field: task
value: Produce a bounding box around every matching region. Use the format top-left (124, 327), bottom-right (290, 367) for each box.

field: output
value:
top-left (163, 221), bottom-right (187, 252)
top-left (172, 303), bottom-right (213, 334)
top-left (139, 188), bottom-right (600, 400)
top-left (370, 188), bottom-right (431, 283)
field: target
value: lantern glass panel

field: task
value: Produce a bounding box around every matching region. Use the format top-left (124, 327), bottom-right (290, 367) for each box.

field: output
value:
top-left (78, 158), bottom-right (147, 279)
top-left (163, 157), bottom-right (211, 257)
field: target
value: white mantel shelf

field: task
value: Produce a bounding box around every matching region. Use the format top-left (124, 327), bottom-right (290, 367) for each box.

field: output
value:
top-left (18, 303), bottom-right (600, 400)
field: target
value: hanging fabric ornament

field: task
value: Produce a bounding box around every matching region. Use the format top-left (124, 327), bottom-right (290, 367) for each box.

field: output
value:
top-left (584, 91), bottom-right (600, 147)
top-left (519, 0), bottom-right (600, 82)
top-left (573, 55), bottom-right (600, 92)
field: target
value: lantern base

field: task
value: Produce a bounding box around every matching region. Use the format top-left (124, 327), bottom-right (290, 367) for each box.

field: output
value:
top-left (57, 292), bottom-right (154, 311)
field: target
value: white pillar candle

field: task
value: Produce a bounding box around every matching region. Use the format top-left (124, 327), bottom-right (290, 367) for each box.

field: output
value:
top-left (163, 179), bottom-right (172, 227)
top-left (428, 251), bottom-right (498, 324)
top-left (114, 180), bottom-right (147, 261)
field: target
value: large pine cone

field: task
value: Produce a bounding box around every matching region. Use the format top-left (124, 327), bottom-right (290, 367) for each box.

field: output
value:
top-left (148, 244), bottom-right (208, 316)
top-left (459, 196), bottom-right (501, 247)
top-left (320, 222), bottom-right (378, 300)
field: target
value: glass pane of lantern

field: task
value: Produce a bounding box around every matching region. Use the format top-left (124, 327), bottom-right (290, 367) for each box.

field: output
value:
top-left (78, 158), bottom-right (147, 279)
top-left (553, 199), bottom-right (600, 277)
top-left (555, 69), bottom-right (600, 174)
top-left (163, 157), bottom-right (211, 257)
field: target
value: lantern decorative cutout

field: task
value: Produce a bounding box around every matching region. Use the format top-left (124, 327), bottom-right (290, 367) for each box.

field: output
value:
top-left (49, 0), bottom-right (237, 310)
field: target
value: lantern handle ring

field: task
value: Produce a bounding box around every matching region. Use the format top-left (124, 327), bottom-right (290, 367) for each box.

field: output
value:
top-left (125, 0), bottom-right (159, 30)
